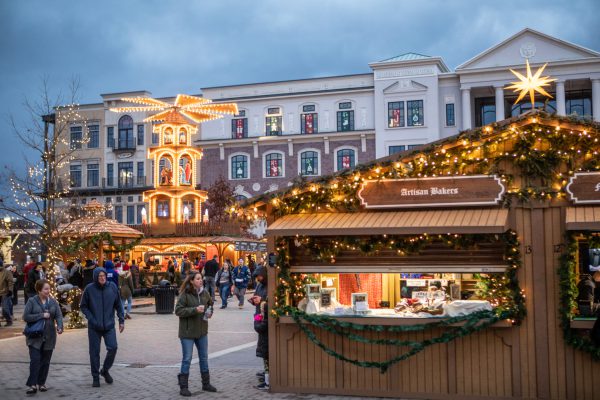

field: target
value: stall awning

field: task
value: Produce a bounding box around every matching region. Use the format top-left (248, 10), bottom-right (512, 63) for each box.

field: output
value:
top-left (267, 209), bottom-right (509, 236)
top-left (566, 207), bottom-right (600, 230)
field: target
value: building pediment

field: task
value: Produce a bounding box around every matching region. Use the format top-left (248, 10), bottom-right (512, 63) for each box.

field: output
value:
top-left (457, 28), bottom-right (600, 71)
top-left (382, 80), bottom-right (428, 94)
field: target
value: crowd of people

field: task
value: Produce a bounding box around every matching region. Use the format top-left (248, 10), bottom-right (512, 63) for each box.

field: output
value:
top-left (6, 253), bottom-right (271, 396)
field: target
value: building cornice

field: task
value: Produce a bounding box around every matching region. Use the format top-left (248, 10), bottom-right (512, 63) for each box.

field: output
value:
top-left (196, 130), bottom-right (375, 149)
top-left (206, 86), bottom-right (374, 102)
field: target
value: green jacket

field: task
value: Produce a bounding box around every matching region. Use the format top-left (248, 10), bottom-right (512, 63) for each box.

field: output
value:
top-left (175, 289), bottom-right (213, 339)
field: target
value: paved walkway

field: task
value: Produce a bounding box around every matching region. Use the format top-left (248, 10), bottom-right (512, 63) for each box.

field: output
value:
top-left (0, 292), bottom-right (393, 400)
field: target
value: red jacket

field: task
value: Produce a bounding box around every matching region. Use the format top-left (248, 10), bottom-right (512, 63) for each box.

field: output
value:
top-left (23, 262), bottom-right (35, 284)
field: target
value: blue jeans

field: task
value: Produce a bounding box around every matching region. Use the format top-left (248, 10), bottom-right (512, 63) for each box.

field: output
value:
top-left (219, 284), bottom-right (231, 307)
top-left (1, 295), bottom-right (12, 323)
top-left (204, 277), bottom-right (216, 301)
top-left (121, 296), bottom-right (132, 315)
top-left (88, 328), bottom-right (118, 378)
top-left (180, 336), bottom-right (208, 374)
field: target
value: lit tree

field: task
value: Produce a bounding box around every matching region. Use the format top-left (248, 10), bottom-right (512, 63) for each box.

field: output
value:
top-left (0, 77), bottom-right (89, 328)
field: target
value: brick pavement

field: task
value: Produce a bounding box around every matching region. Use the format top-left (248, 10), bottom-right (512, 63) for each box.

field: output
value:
top-left (0, 292), bottom-right (395, 400)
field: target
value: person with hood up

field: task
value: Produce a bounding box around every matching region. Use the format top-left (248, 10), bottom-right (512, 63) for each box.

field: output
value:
top-left (80, 267), bottom-right (125, 388)
top-left (103, 260), bottom-right (119, 288)
top-left (249, 264), bottom-right (269, 390)
top-left (119, 269), bottom-right (134, 319)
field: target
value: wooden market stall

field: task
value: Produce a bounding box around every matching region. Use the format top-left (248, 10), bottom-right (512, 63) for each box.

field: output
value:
top-left (58, 200), bottom-right (144, 262)
top-left (246, 111), bottom-right (600, 400)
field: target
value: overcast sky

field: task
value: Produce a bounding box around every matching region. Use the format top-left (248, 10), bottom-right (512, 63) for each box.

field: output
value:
top-left (1, 0), bottom-right (599, 171)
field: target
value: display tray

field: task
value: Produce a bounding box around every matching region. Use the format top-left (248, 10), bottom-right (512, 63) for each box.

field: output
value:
top-left (277, 314), bottom-right (513, 327)
top-left (570, 318), bottom-right (596, 329)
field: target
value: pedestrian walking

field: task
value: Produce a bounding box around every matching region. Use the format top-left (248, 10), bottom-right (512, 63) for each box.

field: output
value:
top-left (202, 255), bottom-right (219, 302)
top-left (80, 267), bottom-right (125, 388)
top-left (119, 270), bottom-right (134, 319)
top-left (232, 258), bottom-right (250, 308)
top-left (82, 260), bottom-right (96, 288)
top-left (215, 259), bottom-right (233, 309)
top-left (250, 265), bottom-right (269, 390)
top-left (22, 279), bottom-right (63, 394)
top-left (26, 263), bottom-right (46, 300)
top-left (175, 272), bottom-right (216, 396)
top-left (0, 261), bottom-right (14, 326)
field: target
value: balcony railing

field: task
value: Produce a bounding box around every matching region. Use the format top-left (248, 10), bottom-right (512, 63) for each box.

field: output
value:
top-left (126, 221), bottom-right (247, 237)
top-left (102, 176), bottom-right (150, 189)
top-left (109, 137), bottom-right (137, 152)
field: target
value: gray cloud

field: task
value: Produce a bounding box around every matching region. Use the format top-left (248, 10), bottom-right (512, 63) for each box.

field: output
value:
top-left (1, 0), bottom-right (599, 168)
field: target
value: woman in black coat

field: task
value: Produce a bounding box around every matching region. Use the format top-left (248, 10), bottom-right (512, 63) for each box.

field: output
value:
top-left (26, 263), bottom-right (46, 299)
top-left (23, 279), bottom-right (63, 394)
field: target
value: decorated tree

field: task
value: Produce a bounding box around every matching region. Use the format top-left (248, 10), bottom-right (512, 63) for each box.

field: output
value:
top-left (0, 77), bottom-right (89, 328)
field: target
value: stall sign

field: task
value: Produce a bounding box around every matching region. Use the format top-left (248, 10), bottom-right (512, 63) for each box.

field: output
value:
top-left (412, 291), bottom-right (428, 302)
top-left (566, 172), bottom-right (600, 204)
top-left (357, 175), bottom-right (505, 208)
top-left (234, 241), bottom-right (267, 251)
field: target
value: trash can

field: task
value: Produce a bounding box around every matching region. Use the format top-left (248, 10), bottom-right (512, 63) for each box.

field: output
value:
top-left (153, 282), bottom-right (177, 314)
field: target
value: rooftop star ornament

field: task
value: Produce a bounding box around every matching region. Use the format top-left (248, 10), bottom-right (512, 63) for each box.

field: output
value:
top-left (506, 59), bottom-right (557, 108)
top-left (110, 94), bottom-right (238, 124)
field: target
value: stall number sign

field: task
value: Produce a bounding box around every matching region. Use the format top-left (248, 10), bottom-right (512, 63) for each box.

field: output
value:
top-left (406, 279), bottom-right (427, 287)
top-left (234, 241), bottom-right (267, 251)
top-left (566, 172), bottom-right (600, 204)
top-left (357, 175), bottom-right (505, 208)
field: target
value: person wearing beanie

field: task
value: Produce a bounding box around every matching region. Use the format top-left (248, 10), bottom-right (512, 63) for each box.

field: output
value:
top-left (250, 263), bottom-right (269, 390)
top-left (80, 267), bottom-right (125, 388)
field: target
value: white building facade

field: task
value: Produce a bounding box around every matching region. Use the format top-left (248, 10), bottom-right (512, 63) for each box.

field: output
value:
top-left (64, 28), bottom-right (600, 210)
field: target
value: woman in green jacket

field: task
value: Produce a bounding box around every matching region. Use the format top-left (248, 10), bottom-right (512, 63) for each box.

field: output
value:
top-left (175, 271), bottom-right (216, 396)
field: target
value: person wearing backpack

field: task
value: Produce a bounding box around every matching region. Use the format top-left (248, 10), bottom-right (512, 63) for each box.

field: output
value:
top-left (22, 279), bottom-right (63, 395)
top-left (232, 258), bottom-right (250, 308)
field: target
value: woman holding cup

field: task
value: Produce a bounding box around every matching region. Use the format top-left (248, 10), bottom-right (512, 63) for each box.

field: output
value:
top-left (175, 272), bottom-right (215, 396)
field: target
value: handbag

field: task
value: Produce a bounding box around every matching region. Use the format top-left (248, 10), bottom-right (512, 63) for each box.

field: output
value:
top-left (23, 319), bottom-right (46, 339)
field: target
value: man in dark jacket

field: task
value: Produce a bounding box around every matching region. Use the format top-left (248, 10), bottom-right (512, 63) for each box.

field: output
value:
top-left (250, 265), bottom-right (269, 390)
top-left (0, 261), bottom-right (14, 326)
top-left (80, 267), bottom-right (125, 388)
top-left (202, 255), bottom-right (219, 301)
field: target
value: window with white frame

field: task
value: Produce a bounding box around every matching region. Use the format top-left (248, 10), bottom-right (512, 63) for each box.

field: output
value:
top-left (301, 105), bottom-right (318, 134)
top-left (337, 102), bottom-right (354, 132)
top-left (299, 150), bottom-right (319, 176)
top-left (407, 100), bottom-right (424, 126)
top-left (266, 107), bottom-right (282, 136)
top-left (70, 126), bottom-right (83, 150)
top-left (336, 148), bottom-right (356, 171)
top-left (232, 110), bottom-right (248, 139)
top-left (87, 125), bottom-right (99, 148)
top-left (230, 154), bottom-right (249, 179)
top-left (70, 164), bottom-right (82, 187)
top-left (388, 102), bottom-right (404, 128)
top-left (265, 152), bottom-right (284, 177)
top-left (87, 163), bottom-right (99, 187)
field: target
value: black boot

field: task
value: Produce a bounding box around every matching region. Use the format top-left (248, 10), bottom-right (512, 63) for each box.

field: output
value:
top-left (201, 371), bottom-right (217, 392)
top-left (178, 373), bottom-right (191, 397)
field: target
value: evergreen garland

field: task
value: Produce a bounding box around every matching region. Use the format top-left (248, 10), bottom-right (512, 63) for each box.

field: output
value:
top-left (273, 230), bottom-right (526, 371)
top-left (559, 232), bottom-right (600, 360)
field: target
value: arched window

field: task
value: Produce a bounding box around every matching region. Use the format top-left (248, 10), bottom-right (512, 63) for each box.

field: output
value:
top-left (336, 148), bottom-right (356, 171)
top-left (234, 194), bottom-right (247, 202)
top-left (118, 115), bottom-right (134, 149)
top-left (299, 151), bottom-right (319, 176)
top-left (159, 156), bottom-right (174, 185)
top-left (231, 154), bottom-right (249, 179)
top-left (179, 128), bottom-right (187, 144)
top-left (179, 155), bottom-right (193, 185)
top-left (265, 152), bottom-right (283, 177)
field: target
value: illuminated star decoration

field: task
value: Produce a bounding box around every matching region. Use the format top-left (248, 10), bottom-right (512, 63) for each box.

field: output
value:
top-left (110, 94), bottom-right (238, 124)
top-left (506, 59), bottom-right (557, 109)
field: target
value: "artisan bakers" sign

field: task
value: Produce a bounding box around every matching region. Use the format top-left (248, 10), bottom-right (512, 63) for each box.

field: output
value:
top-left (566, 172), bottom-right (600, 204)
top-left (357, 175), bottom-right (505, 208)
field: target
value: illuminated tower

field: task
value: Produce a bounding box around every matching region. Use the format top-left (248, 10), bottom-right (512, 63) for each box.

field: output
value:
top-left (111, 94), bottom-right (237, 235)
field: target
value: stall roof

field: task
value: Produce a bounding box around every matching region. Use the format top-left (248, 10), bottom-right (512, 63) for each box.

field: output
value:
top-left (140, 236), bottom-right (263, 245)
top-left (566, 207), bottom-right (600, 230)
top-left (267, 208), bottom-right (509, 236)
